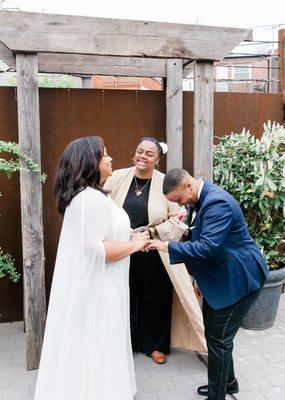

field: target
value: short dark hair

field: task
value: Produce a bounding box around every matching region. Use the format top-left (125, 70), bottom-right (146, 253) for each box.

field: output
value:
top-left (137, 137), bottom-right (163, 157)
top-left (54, 136), bottom-right (106, 215)
top-left (163, 168), bottom-right (189, 195)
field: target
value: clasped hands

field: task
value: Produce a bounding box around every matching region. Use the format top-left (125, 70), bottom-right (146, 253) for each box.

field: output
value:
top-left (129, 231), bottom-right (203, 300)
top-left (130, 229), bottom-right (168, 253)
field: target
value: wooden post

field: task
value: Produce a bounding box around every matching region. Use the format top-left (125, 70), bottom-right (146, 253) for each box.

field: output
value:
top-left (278, 29), bottom-right (285, 122)
top-left (193, 61), bottom-right (214, 181)
top-left (16, 53), bottom-right (46, 371)
top-left (166, 59), bottom-right (183, 170)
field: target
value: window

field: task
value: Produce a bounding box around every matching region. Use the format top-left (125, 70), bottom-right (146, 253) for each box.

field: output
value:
top-left (215, 66), bottom-right (229, 92)
top-left (232, 65), bottom-right (251, 80)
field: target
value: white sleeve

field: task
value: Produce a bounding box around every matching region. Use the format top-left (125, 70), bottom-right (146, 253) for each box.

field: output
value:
top-left (80, 188), bottom-right (111, 263)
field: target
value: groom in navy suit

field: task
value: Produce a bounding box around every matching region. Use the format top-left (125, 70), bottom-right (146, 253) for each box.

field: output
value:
top-left (147, 168), bottom-right (268, 400)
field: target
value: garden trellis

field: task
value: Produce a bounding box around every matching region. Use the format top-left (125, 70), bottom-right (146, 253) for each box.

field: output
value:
top-left (0, 10), bottom-right (251, 370)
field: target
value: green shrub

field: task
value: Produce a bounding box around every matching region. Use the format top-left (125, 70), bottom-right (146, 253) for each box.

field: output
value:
top-left (213, 121), bottom-right (285, 270)
top-left (0, 249), bottom-right (20, 283)
top-left (0, 140), bottom-right (46, 283)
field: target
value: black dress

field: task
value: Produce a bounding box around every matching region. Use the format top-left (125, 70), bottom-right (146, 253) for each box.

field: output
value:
top-left (123, 177), bottom-right (173, 355)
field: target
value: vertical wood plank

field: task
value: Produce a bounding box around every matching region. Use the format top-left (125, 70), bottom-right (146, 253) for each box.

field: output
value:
top-left (278, 29), bottom-right (285, 113)
top-left (193, 61), bottom-right (214, 181)
top-left (16, 53), bottom-right (46, 371)
top-left (166, 59), bottom-right (183, 170)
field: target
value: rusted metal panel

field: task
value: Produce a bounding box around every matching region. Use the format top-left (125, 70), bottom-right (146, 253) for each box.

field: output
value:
top-left (214, 92), bottom-right (284, 139)
top-left (0, 88), bottom-right (283, 321)
top-left (0, 87), bottom-right (23, 322)
top-left (39, 88), bottom-right (167, 299)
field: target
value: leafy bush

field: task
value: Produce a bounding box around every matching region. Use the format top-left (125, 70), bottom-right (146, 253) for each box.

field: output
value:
top-left (0, 249), bottom-right (20, 283)
top-left (0, 141), bottom-right (46, 282)
top-left (213, 122), bottom-right (285, 270)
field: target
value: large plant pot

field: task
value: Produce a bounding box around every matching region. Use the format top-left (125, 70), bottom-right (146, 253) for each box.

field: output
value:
top-left (241, 268), bottom-right (285, 330)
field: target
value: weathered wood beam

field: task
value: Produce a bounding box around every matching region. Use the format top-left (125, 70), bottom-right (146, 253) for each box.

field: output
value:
top-left (278, 30), bottom-right (285, 105)
top-left (0, 44), bottom-right (193, 78)
top-left (193, 61), bottom-right (214, 181)
top-left (16, 53), bottom-right (46, 371)
top-left (183, 60), bottom-right (194, 77)
top-left (36, 53), bottom-right (193, 78)
top-left (0, 40), bottom-right (15, 70)
top-left (0, 11), bottom-right (252, 60)
top-left (166, 59), bottom-right (183, 170)
top-left (38, 53), bottom-right (166, 77)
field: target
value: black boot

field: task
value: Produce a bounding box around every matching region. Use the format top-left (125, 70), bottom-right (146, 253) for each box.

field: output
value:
top-left (197, 378), bottom-right (239, 396)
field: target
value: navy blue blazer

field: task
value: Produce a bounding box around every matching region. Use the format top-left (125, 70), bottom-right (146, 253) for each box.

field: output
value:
top-left (168, 180), bottom-right (268, 310)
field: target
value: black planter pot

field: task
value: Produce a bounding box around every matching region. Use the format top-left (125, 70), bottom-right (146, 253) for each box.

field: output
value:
top-left (241, 267), bottom-right (285, 330)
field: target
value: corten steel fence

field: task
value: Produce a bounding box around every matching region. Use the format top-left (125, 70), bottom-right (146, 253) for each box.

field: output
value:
top-left (0, 87), bottom-right (283, 322)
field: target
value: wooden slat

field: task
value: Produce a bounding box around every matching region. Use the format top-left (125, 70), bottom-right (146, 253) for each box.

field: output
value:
top-left (37, 53), bottom-right (193, 78)
top-left (278, 30), bottom-right (285, 103)
top-left (38, 53), bottom-right (166, 77)
top-left (166, 59), bottom-right (183, 169)
top-left (0, 40), bottom-right (15, 70)
top-left (193, 61), bottom-right (214, 181)
top-left (0, 11), bottom-right (252, 60)
top-left (16, 53), bottom-right (46, 371)
top-left (0, 45), bottom-right (195, 77)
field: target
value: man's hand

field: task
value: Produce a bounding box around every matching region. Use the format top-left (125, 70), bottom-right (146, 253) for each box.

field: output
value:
top-left (146, 239), bottom-right (169, 253)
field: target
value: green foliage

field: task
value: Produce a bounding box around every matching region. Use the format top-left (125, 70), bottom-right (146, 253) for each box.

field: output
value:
top-left (0, 140), bottom-right (46, 283)
top-left (0, 249), bottom-right (20, 283)
top-left (38, 75), bottom-right (76, 88)
top-left (0, 141), bottom-right (46, 182)
top-left (213, 121), bottom-right (285, 270)
top-left (9, 74), bottom-right (77, 88)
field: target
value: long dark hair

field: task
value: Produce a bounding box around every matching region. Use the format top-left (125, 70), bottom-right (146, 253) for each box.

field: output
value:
top-left (54, 136), bottom-right (106, 215)
top-left (138, 137), bottom-right (163, 157)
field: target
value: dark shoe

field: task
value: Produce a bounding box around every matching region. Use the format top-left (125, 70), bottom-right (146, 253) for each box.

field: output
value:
top-left (197, 378), bottom-right (239, 396)
top-left (151, 351), bottom-right (167, 364)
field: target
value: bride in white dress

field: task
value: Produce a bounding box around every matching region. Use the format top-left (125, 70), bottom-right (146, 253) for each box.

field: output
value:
top-left (34, 136), bottom-right (149, 400)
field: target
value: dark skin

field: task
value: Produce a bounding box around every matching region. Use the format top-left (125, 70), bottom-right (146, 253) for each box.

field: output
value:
top-left (98, 147), bottom-right (150, 261)
top-left (133, 141), bottom-right (160, 179)
top-left (132, 140), bottom-right (161, 238)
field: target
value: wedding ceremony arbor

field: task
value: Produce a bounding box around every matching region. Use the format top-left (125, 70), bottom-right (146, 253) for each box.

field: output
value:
top-left (0, 10), bottom-right (252, 370)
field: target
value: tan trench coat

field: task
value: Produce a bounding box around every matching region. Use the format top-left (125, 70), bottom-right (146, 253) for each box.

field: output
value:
top-left (104, 167), bottom-right (207, 353)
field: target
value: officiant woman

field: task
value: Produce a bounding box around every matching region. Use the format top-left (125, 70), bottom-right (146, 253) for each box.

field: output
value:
top-left (105, 137), bottom-right (189, 364)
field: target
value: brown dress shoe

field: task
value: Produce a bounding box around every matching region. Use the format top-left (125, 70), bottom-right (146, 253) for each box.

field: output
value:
top-left (151, 351), bottom-right (167, 364)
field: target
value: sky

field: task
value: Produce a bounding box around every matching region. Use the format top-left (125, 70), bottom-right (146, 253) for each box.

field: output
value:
top-left (2, 0), bottom-right (285, 31)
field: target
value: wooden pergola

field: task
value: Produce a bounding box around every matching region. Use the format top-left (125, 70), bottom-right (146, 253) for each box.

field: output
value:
top-left (0, 10), bottom-right (252, 370)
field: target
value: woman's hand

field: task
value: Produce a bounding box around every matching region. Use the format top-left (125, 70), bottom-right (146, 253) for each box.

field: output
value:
top-left (130, 231), bottom-right (150, 252)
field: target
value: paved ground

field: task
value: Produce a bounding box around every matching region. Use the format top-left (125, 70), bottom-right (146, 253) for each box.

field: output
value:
top-left (0, 294), bottom-right (284, 400)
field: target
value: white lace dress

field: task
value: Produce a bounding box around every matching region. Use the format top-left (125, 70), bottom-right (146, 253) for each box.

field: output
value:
top-left (34, 187), bottom-right (136, 400)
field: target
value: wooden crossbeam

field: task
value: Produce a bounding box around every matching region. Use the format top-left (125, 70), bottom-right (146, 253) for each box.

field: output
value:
top-left (0, 11), bottom-right (252, 61)
top-left (36, 54), bottom-right (193, 78)
top-left (0, 41), bottom-right (15, 70)
top-left (0, 46), bottom-right (193, 78)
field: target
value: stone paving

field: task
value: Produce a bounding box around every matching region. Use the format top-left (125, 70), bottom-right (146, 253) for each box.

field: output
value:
top-left (0, 294), bottom-right (284, 400)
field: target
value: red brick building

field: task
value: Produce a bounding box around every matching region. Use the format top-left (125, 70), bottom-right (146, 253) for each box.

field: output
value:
top-left (92, 76), bottom-right (163, 90)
